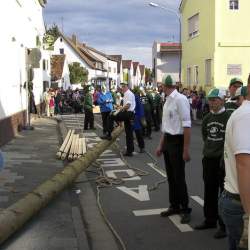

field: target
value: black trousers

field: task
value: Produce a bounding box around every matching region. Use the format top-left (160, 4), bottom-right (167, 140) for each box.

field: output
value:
top-left (134, 129), bottom-right (144, 149)
top-left (152, 108), bottom-right (160, 131)
top-left (202, 156), bottom-right (225, 227)
top-left (143, 110), bottom-right (152, 137)
top-left (163, 134), bottom-right (190, 212)
top-left (84, 108), bottom-right (94, 129)
top-left (101, 111), bottom-right (111, 135)
top-left (108, 110), bottom-right (134, 153)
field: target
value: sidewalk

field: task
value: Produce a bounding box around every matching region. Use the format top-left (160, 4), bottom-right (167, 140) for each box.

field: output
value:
top-left (0, 117), bottom-right (89, 250)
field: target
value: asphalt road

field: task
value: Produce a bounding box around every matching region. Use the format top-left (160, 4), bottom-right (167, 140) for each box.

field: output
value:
top-left (61, 113), bottom-right (228, 250)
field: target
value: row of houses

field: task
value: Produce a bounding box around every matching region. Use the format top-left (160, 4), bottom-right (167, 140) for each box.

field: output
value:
top-left (51, 34), bottom-right (146, 90)
top-left (153, 0), bottom-right (250, 92)
top-left (0, 0), bottom-right (146, 146)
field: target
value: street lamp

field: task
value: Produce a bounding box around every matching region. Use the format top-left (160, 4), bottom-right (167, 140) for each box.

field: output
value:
top-left (149, 2), bottom-right (182, 84)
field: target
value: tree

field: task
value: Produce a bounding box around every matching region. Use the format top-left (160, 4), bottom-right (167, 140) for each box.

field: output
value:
top-left (46, 24), bottom-right (60, 40)
top-left (44, 24), bottom-right (60, 49)
top-left (69, 62), bottom-right (88, 84)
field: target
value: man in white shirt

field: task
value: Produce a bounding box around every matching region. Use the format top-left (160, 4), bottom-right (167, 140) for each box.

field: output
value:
top-left (156, 75), bottom-right (192, 224)
top-left (102, 82), bottom-right (136, 156)
top-left (219, 83), bottom-right (250, 250)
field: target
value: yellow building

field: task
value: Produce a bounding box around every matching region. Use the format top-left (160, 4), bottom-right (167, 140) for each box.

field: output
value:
top-left (180, 0), bottom-right (250, 91)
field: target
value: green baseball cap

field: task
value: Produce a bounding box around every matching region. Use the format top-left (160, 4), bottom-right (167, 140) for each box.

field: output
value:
top-left (229, 77), bottom-right (243, 87)
top-left (207, 88), bottom-right (226, 99)
top-left (163, 75), bottom-right (175, 86)
top-left (232, 86), bottom-right (248, 99)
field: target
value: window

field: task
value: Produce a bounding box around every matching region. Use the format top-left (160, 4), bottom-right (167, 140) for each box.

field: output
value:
top-left (194, 65), bottom-right (199, 84)
top-left (205, 59), bottom-right (212, 85)
top-left (188, 13), bottom-right (199, 39)
top-left (59, 48), bottom-right (64, 54)
top-left (108, 67), bottom-right (111, 73)
top-left (230, 0), bottom-right (239, 10)
top-left (114, 68), bottom-right (116, 73)
top-left (187, 67), bottom-right (192, 86)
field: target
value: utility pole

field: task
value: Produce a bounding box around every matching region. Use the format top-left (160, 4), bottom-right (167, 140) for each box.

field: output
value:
top-left (61, 17), bottom-right (64, 33)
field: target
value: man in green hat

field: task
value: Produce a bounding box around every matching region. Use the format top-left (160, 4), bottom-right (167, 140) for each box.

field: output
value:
top-left (156, 75), bottom-right (192, 224)
top-left (231, 86), bottom-right (248, 107)
top-left (225, 78), bottom-right (243, 115)
top-left (83, 85), bottom-right (95, 130)
top-left (195, 88), bottom-right (230, 239)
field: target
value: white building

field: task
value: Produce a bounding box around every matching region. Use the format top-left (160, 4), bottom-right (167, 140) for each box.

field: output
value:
top-left (132, 62), bottom-right (141, 87)
top-left (139, 65), bottom-right (146, 85)
top-left (53, 34), bottom-right (107, 85)
top-left (152, 42), bottom-right (181, 85)
top-left (86, 46), bottom-right (118, 89)
top-left (50, 55), bottom-right (71, 90)
top-left (122, 60), bottom-right (133, 88)
top-left (0, 0), bottom-right (49, 145)
top-left (109, 55), bottom-right (123, 87)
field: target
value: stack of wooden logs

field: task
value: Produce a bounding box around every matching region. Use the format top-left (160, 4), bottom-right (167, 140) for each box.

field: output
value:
top-left (56, 130), bottom-right (87, 161)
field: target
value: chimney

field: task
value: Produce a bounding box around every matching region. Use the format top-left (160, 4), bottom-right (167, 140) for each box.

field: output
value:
top-left (72, 34), bottom-right (77, 46)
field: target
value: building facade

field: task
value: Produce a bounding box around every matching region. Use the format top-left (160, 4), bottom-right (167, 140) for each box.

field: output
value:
top-left (50, 55), bottom-right (71, 90)
top-left (0, 0), bottom-right (48, 146)
top-left (152, 42), bottom-right (181, 85)
top-left (86, 46), bottom-right (118, 90)
top-left (122, 60), bottom-right (133, 88)
top-left (53, 34), bottom-right (107, 86)
top-left (109, 55), bottom-right (123, 87)
top-left (180, 0), bottom-right (250, 90)
top-left (132, 62), bottom-right (141, 87)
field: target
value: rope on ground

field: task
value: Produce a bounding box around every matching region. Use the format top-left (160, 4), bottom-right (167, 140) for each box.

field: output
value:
top-left (112, 139), bottom-right (166, 192)
top-left (96, 186), bottom-right (127, 250)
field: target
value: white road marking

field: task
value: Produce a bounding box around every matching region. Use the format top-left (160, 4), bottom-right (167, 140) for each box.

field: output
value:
top-left (106, 169), bottom-right (141, 181)
top-left (147, 163), bottom-right (166, 177)
top-left (86, 137), bottom-right (102, 142)
top-left (133, 208), bottom-right (193, 232)
top-left (168, 215), bottom-right (193, 232)
top-left (117, 185), bottom-right (150, 201)
top-left (95, 123), bottom-right (103, 129)
top-left (133, 208), bottom-right (167, 216)
top-left (191, 196), bottom-right (204, 206)
top-left (100, 150), bottom-right (116, 157)
top-left (83, 132), bottom-right (98, 137)
top-left (97, 158), bottom-right (126, 167)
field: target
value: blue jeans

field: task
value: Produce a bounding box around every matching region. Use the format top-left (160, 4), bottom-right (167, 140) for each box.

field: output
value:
top-left (219, 191), bottom-right (245, 250)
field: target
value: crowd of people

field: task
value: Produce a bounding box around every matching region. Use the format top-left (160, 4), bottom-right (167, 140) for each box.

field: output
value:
top-left (94, 76), bottom-right (249, 250)
top-left (42, 87), bottom-right (85, 117)
top-left (41, 77), bottom-right (249, 250)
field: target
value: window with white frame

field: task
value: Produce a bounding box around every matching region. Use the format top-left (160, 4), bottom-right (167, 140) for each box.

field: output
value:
top-left (187, 67), bottom-right (192, 86)
top-left (205, 59), bottom-right (212, 85)
top-left (230, 0), bottom-right (239, 10)
top-left (194, 65), bottom-right (199, 84)
top-left (188, 13), bottom-right (199, 39)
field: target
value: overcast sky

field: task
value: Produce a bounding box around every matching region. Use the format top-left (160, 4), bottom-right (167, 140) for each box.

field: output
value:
top-left (44, 0), bottom-right (181, 68)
